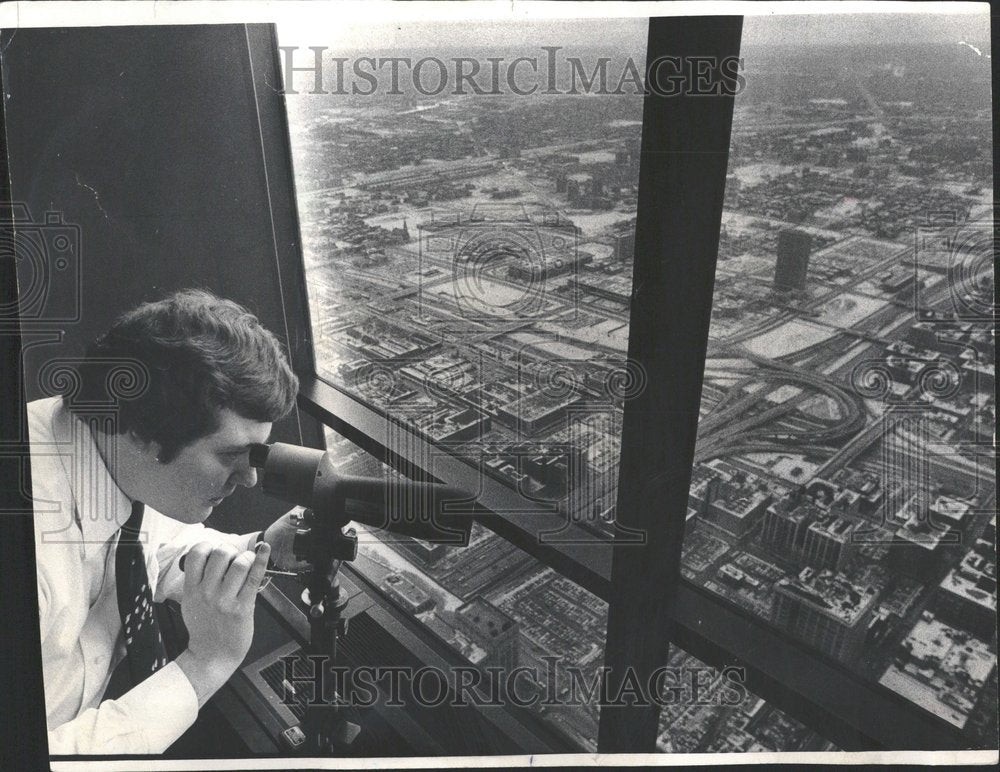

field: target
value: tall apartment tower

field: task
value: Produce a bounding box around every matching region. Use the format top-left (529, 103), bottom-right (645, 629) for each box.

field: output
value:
top-left (454, 597), bottom-right (520, 674)
top-left (761, 498), bottom-right (819, 563)
top-left (774, 228), bottom-right (813, 291)
top-left (771, 568), bottom-right (879, 664)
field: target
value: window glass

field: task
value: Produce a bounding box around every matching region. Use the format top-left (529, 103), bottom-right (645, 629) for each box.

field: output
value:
top-left (278, 18), bottom-right (652, 748)
top-left (326, 424), bottom-right (837, 752)
top-left (279, 19), bottom-right (648, 540)
top-left (274, 13), bottom-right (987, 751)
top-left (685, 12), bottom-right (996, 747)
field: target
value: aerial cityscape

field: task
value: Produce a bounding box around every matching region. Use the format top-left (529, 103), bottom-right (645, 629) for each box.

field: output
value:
top-left (279, 16), bottom-right (995, 753)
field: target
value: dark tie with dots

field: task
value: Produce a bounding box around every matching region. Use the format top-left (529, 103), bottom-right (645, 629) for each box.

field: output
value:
top-left (115, 500), bottom-right (168, 684)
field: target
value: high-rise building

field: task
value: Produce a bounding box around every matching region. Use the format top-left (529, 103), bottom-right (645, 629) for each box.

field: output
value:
top-left (614, 230), bottom-right (635, 262)
top-left (337, 359), bottom-right (373, 386)
top-left (381, 573), bottom-right (436, 615)
top-left (395, 535), bottom-right (448, 566)
top-left (931, 539), bottom-right (997, 641)
top-left (703, 470), bottom-right (773, 539)
top-left (625, 136), bottom-right (641, 169)
top-left (773, 228), bottom-right (812, 292)
top-left (761, 498), bottom-right (819, 562)
top-left (802, 514), bottom-right (857, 572)
top-left (825, 468), bottom-right (883, 518)
top-left (688, 462), bottom-right (720, 517)
top-left (454, 597), bottom-right (520, 674)
top-left (566, 173), bottom-right (591, 205)
top-left (888, 491), bottom-right (967, 581)
top-left (771, 567), bottom-right (879, 664)
top-left (927, 494), bottom-right (974, 541)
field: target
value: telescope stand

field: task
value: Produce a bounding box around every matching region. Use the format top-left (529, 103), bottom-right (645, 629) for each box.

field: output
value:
top-left (295, 513), bottom-right (362, 754)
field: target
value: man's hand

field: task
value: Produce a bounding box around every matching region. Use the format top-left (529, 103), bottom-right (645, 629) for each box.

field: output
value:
top-left (174, 541), bottom-right (270, 707)
top-left (262, 509), bottom-right (312, 572)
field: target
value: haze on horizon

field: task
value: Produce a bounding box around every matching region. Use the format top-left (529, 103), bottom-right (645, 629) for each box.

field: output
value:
top-left (278, 10), bottom-right (989, 53)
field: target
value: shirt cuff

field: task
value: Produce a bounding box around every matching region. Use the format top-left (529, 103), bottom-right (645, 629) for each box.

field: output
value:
top-left (114, 660), bottom-right (199, 753)
top-left (218, 529), bottom-right (260, 553)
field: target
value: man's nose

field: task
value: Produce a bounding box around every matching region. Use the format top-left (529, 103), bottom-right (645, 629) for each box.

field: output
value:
top-left (234, 462), bottom-right (258, 488)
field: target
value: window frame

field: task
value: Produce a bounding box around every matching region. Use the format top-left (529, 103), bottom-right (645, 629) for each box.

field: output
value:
top-left (245, 19), bottom-right (976, 754)
top-left (0, 56), bottom-right (50, 769)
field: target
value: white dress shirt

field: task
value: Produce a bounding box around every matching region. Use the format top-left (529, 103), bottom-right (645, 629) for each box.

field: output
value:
top-left (28, 396), bottom-right (257, 755)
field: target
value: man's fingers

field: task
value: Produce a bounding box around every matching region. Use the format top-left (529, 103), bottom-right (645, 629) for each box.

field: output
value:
top-left (182, 542), bottom-right (214, 595)
top-left (238, 542), bottom-right (271, 602)
top-left (202, 543), bottom-right (240, 586)
top-left (220, 550), bottom-right (255, 600)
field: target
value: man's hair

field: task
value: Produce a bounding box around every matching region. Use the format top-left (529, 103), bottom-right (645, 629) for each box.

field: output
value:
top-left (66, 289), bottom-right (299, 462)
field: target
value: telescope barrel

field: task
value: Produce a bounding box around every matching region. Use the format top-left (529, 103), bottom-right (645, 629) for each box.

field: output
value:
top-left (254, 442), bottom-right (473, 546)
top-left (333, 474), bottom-right (473, 545)
top-left (250, 442), bottom-right (325, 507)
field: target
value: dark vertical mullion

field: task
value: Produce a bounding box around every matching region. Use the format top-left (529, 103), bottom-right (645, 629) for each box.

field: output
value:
top-left (0, 46), bottom-right (51, 766)
top-left (597, 16), bottom-right (742, 753)
top-left (244, 23), bottom-right (325, 452)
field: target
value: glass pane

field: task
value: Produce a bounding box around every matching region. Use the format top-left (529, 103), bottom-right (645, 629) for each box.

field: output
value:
top-left (279, 18), bottom-right (648, 541)
top-left (277, 19), bottom-right (652, 750)
top-left (686, 11), bottom-right (996, 748)
top-left (326, 426), bottom-right (837, 753)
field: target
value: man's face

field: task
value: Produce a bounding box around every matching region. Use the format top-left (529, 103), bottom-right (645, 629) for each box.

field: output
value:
top-left (141, 408), bottom-right (272, 523)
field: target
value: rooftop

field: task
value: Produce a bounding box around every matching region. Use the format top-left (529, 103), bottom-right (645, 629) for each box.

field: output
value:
top-left (456, 596), bottom-right (517, 638)
top-left (382, 573), bottom-right (434, 611)
top-left (879, 612), bottom-right (996, 729)
top-left (708, 465), bottom-right (772, 518)
top-left (930, 495), bottom-right (972, 525)
top-left (893, 492), bottom-right (964, 549)
top-left (775, 567), bottom-right (879, 626)
top-left (808, 513), bottom-right (856, 541)
top-left (828, 467), bottom-right (881, 497)
top-left (938, 540), bottom-right (997, 613)
top-left (768, 497), bottom-right (825, 524)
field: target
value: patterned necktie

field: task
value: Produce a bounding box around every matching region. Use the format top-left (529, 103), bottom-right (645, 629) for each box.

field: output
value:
top-left (115, 500), bottom-right (168, 684)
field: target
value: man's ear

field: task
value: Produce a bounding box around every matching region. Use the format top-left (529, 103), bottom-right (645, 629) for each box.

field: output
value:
top-left (127, 429), bottom-right (163, 462)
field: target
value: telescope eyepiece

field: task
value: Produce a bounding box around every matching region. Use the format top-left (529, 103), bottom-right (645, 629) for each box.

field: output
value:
top-left (249, 442), bottom-right (271, 468)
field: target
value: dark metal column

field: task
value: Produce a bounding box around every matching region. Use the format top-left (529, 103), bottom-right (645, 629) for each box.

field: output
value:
top-left (597, 15), bottom-right (742, 753)
top-left (0, 54), bottom-right (50, 765)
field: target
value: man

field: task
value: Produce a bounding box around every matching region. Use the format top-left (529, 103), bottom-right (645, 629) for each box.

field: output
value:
top-left (29, 289), bottom-right (306, 754)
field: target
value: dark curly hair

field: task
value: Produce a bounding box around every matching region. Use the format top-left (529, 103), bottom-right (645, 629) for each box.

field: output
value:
top-left (65, 289), bottom-right (299, 462)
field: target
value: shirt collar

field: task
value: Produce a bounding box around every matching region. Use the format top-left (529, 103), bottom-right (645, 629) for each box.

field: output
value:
top-left (51, 399), bottom-right (135, 559)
